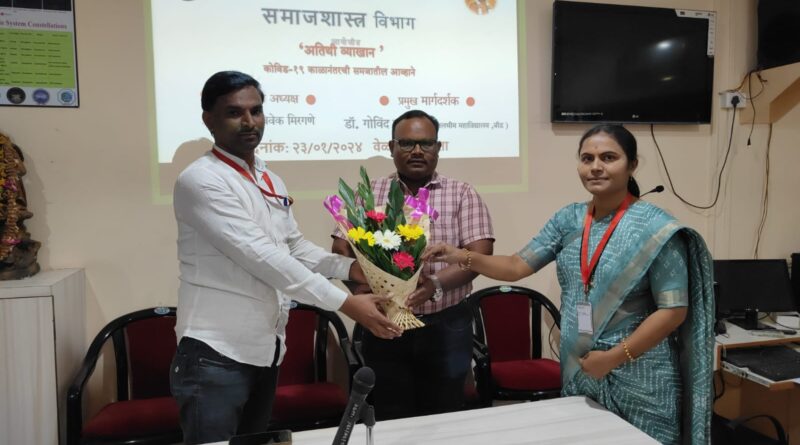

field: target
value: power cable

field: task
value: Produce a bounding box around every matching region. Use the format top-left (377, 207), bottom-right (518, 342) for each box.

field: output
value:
top-left (650, 104), bottom-right (737, 209)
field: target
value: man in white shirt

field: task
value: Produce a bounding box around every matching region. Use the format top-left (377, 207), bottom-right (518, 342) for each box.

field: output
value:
top-left (171, 71), bottom-right (402, 444)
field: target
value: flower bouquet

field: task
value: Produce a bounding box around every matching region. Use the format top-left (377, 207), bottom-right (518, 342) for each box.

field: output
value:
top-left (324, 167), bottom-right (438, 329)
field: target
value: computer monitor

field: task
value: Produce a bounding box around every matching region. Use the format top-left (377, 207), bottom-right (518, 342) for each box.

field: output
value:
top-left (714, 259), bottom-right (796, 330)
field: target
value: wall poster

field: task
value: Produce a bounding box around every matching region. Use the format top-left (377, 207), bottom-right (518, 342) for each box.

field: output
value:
top-left (0, 0), bottom-right (78, 107)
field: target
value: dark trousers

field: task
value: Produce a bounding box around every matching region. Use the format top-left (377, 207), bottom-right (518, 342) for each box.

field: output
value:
top-left (169, 337), bottom-right (280, 445)
top-left (361, 301), bottom-right (474, 420)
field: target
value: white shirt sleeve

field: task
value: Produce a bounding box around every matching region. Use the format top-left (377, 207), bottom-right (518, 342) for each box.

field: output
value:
top-left (284, 208), bottom-right (355, 280)
top-left (174, 168), bottom-right (349, 311)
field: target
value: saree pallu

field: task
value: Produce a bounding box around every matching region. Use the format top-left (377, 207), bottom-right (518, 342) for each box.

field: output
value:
top-left (523, 201), bottom-right (714, 444)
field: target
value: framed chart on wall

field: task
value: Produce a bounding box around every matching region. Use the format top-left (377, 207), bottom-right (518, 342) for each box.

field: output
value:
top-left (0, 0), bottom-right (79, 108)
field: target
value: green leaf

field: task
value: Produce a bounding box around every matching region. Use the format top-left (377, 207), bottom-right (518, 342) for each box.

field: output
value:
top-left (356, 206), bottom-right (366, 228)
top-left (357, 240), bottom-right (377, 263)
top-left (364, 217), bottom-right (378, 233)
top-left (389, 263), bottom-right (401, 277)
top-left (338, 178), bottom-right (356, 209)
top-left (377, 247), bottom-right (393, 267)
top-left (339, 178), bottom-right (364, 228)
top-left (385, 180), bottom-right (406, 229)
top-left (359, 166), bottom-right (375, 209)
top-left (411, 236), bottom-right (427, 260)
top-left (377, 256), bottom-right (394, 274)
top-left (357, 183), bottom-right (372, 211)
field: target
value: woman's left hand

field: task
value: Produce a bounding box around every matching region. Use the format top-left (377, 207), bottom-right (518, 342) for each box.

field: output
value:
top-left (422, 242), bottom-right (464, 265)
top-left (579, 350), bottom-right (618, 379)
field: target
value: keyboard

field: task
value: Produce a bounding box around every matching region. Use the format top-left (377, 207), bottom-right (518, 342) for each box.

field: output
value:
top-left (724, 344), bottom-right (800, 382)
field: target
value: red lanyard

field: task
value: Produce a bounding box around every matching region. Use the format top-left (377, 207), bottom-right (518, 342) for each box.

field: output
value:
top-left (212, 148), bottom-right (293, 206)
top-left (580, 194), bottom-right (633, 295)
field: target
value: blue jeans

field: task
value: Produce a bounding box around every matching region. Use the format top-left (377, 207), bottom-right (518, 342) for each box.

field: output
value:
top-left (361, 300), bottom-right (474, 420)
top-left (169, 337), bottom-right (280, 445)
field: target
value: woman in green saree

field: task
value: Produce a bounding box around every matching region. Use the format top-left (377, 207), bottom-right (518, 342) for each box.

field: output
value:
top-left (423, 124), bottom-right (714, 444)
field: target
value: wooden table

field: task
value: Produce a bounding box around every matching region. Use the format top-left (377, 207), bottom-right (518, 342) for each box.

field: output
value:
top-left (715, 319), bottom-right (800, 444)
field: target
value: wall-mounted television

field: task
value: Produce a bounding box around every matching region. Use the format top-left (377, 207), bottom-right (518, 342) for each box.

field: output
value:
top-left (551, 1), bottom-right (715, 124)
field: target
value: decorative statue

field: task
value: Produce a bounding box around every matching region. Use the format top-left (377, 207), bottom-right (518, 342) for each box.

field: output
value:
top-left (0, 132), bottom-right (40, 280)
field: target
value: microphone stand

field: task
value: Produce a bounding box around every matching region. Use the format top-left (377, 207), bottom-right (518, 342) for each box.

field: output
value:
top-left (361, 404), bottom-right (375, 445)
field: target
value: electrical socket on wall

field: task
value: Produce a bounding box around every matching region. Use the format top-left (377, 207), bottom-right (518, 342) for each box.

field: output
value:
top-left (719, 91), bottom-right (746, 109)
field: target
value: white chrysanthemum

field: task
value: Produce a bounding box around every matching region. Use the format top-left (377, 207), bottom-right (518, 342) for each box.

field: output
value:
top-left (374, 230), bottom-right (402, 250)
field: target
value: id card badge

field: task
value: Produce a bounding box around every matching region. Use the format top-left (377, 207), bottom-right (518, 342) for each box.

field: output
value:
top-left (577, 302), bottom-right (594, 335)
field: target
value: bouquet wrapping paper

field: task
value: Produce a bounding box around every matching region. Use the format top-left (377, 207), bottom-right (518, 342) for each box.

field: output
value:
top-left (325, 168), bottom-right (438, 330)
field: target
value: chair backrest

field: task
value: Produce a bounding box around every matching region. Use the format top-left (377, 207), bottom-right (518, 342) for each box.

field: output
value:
top-left (279, 306), bottom-right (322, 385)
top-left (98, 308), bottom-right (177, 401)
top-left (126, 315), bottom-right (177, 399)
top-left (278, 302), bottom-right (352, 386)
top-left (469, 286), bottom-right (560, 362)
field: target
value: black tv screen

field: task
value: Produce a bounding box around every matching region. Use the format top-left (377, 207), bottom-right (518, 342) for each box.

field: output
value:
top-left (551, 1), bottom-right (715, 124)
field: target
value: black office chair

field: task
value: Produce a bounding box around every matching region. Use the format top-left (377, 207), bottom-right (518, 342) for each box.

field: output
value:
top-left (468, 286), bottom-right (562, 406)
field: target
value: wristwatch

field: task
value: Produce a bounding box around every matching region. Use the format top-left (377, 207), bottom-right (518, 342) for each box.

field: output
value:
top-left (429, 274), bottom-right (444, 302)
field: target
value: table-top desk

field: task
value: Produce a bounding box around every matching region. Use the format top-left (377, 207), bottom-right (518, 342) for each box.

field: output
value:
top-left (716, 318), bottom-right (800, 350)
top-left (715, 319), bottom-right (800, 444)
top-left (210, 396), bottom-right (658, 444)
top-left (715, 319), bottom-right (800, 388)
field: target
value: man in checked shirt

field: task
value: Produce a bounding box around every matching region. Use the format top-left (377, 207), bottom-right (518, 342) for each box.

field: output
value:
top-left (332, 109), bottom-right (494, 420)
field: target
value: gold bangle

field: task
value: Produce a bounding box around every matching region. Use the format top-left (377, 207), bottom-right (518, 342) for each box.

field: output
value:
top-left (458, 248), bottom-right (472, 271)
top-left (621, 338), bottom-right (636, 362)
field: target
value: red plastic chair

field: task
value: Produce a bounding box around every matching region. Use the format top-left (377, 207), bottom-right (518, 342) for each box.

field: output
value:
top-left (469, 286), bottom-right (562, 406)
top-left (270, 302), bottom-right (359, 431)
top-left (67, 307), bottom-right (181, 445)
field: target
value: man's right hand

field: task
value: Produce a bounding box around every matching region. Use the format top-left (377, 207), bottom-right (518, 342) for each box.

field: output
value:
top-left (340, 293), bottom-right (403, 339)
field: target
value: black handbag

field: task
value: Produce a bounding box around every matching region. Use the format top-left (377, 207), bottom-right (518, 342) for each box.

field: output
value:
top-left (712, 413), bottom-right (789, 445)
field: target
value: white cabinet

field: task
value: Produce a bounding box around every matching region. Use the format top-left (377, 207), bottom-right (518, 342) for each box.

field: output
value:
top-left (0, 269), bottom-right (85, 445)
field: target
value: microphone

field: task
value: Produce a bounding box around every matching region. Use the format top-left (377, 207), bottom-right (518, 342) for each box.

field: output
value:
top-left (640, 185), bottom-right (664, 198)
top-left (332, 367), bottom-right (376, 445)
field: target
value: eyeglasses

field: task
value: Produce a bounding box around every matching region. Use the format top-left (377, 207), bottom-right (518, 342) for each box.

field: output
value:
top-left (392, 139), bottom-right (440, 153)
